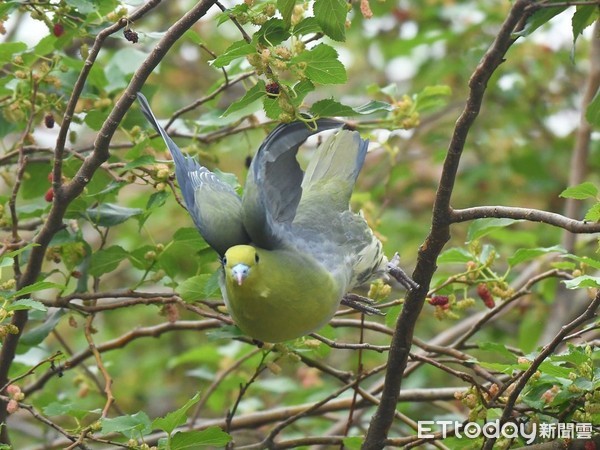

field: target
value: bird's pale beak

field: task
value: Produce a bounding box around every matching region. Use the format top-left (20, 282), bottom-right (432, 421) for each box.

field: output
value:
top-left (231, 264), bottom-right (249, 286)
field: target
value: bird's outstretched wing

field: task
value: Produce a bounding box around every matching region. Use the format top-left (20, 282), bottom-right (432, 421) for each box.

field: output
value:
top-left (137, 92), bottom-right (250, 255)
top-left (242, 119), bottom-right (343, 249)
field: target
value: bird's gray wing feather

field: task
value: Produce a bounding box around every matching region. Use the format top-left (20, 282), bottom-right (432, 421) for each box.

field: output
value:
top-left (137, 92), bottom-right (249, 256)
top-left (292, 130), bottom-right (386, 289)
top-left (242, 119), bottom-right (343, 249)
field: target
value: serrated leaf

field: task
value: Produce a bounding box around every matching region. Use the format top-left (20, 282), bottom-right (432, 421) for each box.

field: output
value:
top-left (414, 85), bottom-right (451, 112)
top-left (84, 203), bottom-right (144, 227)
top-left (313, 0), bottom-right (347, 41)
top-left (7, 299), bottom-right (47, 312)
top-left (0, 242), bottom-right (39, 263)
top-left (173, 227), bottom-right (207, 246)
top-left (89, 245), bottom-right (129, 277)
top-left (562, 254), bottom-right (600, 270)
top-left (254, 18), bottom-right (290, 46)
top-left (563, 275), bottom-right (600, 289)
top-left (278, 0), bottom-right (296, 27)
top-left (123, 155), bottom-right (155, 170)
top-left (184, 29), bottom-right (204, 46)
top-left (292, 17), bottom-right (322, 36)
top-left (43, 401), bottom-right (94, 420)
top-left (584, 203), bottom-right (600, 222)
top-left (342, 436), bottom-right (363, 450)
top-left (538, 361), bottom-right (572, 378)
top-left (101, 412), bottom-right (152, 439)
top-left (0, 42), bottom-right (27, 64)
top-left (290, 79), bottom-right (315, 106)
top-left (466, 218), bottom-right (521, 242)
top-left (508, 245), bottom-right (566, 267)
top-left (170, 427), bottom-right (231, 449)
top-left (309, 99), bottom-right (393, 117)
top-left (20, 309), bottom-right (66, 348)
top-left (572, 5), bottom-right (597, 47)
top-left (211, 41), bottom-right (255, 68)
top-left (310, 99), bottom-right (356, 117)
top-left (178, 274), bottom-right (220, 302)
top-left (438, 247), bottom-right (472, 264)
top-left (222, 81), bottom-right (266, 117)
top-left (478, 342), bottom-right (518, 361)
top-left (586, 89), bottom-right (600, 126)
top-left (353, 100), bottom-right (394, 115)
top-left (146, 190), bottom-right (170, 209)
top-left (559, 181), bottom-right (598, 200)
top-left (515, 6), bottom-right (567, 38)
top-left (292, 44), bottom-right (346, 85)
top-left (12, 281), bottom-right (64, 299)
top-left (263, 96), bottom-right (282, 120)
top-left (152, 393), bottom-right (201, 434)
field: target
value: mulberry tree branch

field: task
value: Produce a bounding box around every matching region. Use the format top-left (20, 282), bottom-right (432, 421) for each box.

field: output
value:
top-left (362, 1), bottom-right (536, 448)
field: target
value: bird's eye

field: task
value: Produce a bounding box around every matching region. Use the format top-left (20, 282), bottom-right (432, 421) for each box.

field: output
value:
top-left (222, 256), bottom-right (227, 265)
top-left (254, 253), bottom-right (260, 263)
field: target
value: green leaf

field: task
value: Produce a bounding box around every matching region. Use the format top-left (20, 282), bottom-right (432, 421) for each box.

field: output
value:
top-left (563, 275), bottom-right (600, 289)
top-left (12, 281), bottom-right (64, 299)
top-left (146, 191), bottom-right (170, 209)
top-left (7, 299), bottom-right (47, 312)
top-left (178, 274), bottom-right (220, 302)
top-left (84, 203), bottom-right (144, 227)
top-left (515, 6), bottom-right (567, 38)
top-left (222, 80), bottom-right (266, 117)
top-left (184, 29), bottom-right (204, 46)
top-left (0, 243), bottom-right (38, 264)
top-left (584, 203), bottom-right (600, 222)
top-left (123, 155), bottom-right (155, 170)
top-left (478, 342), bottom-right (517, 361)
top-left (414, 85), bottom-right (451, 112)
top-left (559, 181), bottom-right (598, 200)
top-left (310, 99), bottom-right (357, 117)
top-left (0, 42), bottom-right (27, 64)
top-left (313, 0), bottom-right (347, 41)
top-left (572, 5), bottom-right (597, 47)
top-left (19, 310), bottom-right (66, 348)
top-left (586, 90), bottom-right (600, 126)
top-left (173, 228), bottom-right (208, 248)
top-left (211, 41), bottom-right (256, 68)
top-left (438, 247), bottom-right (472, 264)
top-left (64, 0), bottom-right (98, 14)
top-left (538, 361), bottom-right (572, 378)
top-left (170, 427), bottom-right (231, 449)
top-left (278, 0), bottom-right (296, 27)
top-left (254, 18), bottom-right (291, 46)
top-left (292, 17), bottom-right (322, 36)
top-left (309, 99), bottom-right (393, 117)
top-left (0, 2), bottom-right (21, 18)
top-left (508, 245), bottom-right (566, 267)
top-left (100, 411), bottom-right (152, 439)
top-left (562, 254), bottom-right (600, 270)
top-left (352, 100), bottom-right (394, 115)
top-left (152, 393), bottom-right (201, 434)
top-left (43, 401), bottom-right (95, 421)
top-left (89, 245), bottom-right (129, 277)
top-left (343, 436), bottom-right (364, 450)
top-left (466, 218), bottom-right (521, 242)
top-left (290, 79), bottom-right (315, 106)
top-left (291, 44), bottom-right (347, 85)
top-left (263, 96), bottom-right (282, 120)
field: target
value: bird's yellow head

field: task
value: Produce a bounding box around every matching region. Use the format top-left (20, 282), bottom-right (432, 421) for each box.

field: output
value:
top-left (223, 245), bottom-right (260, 286)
